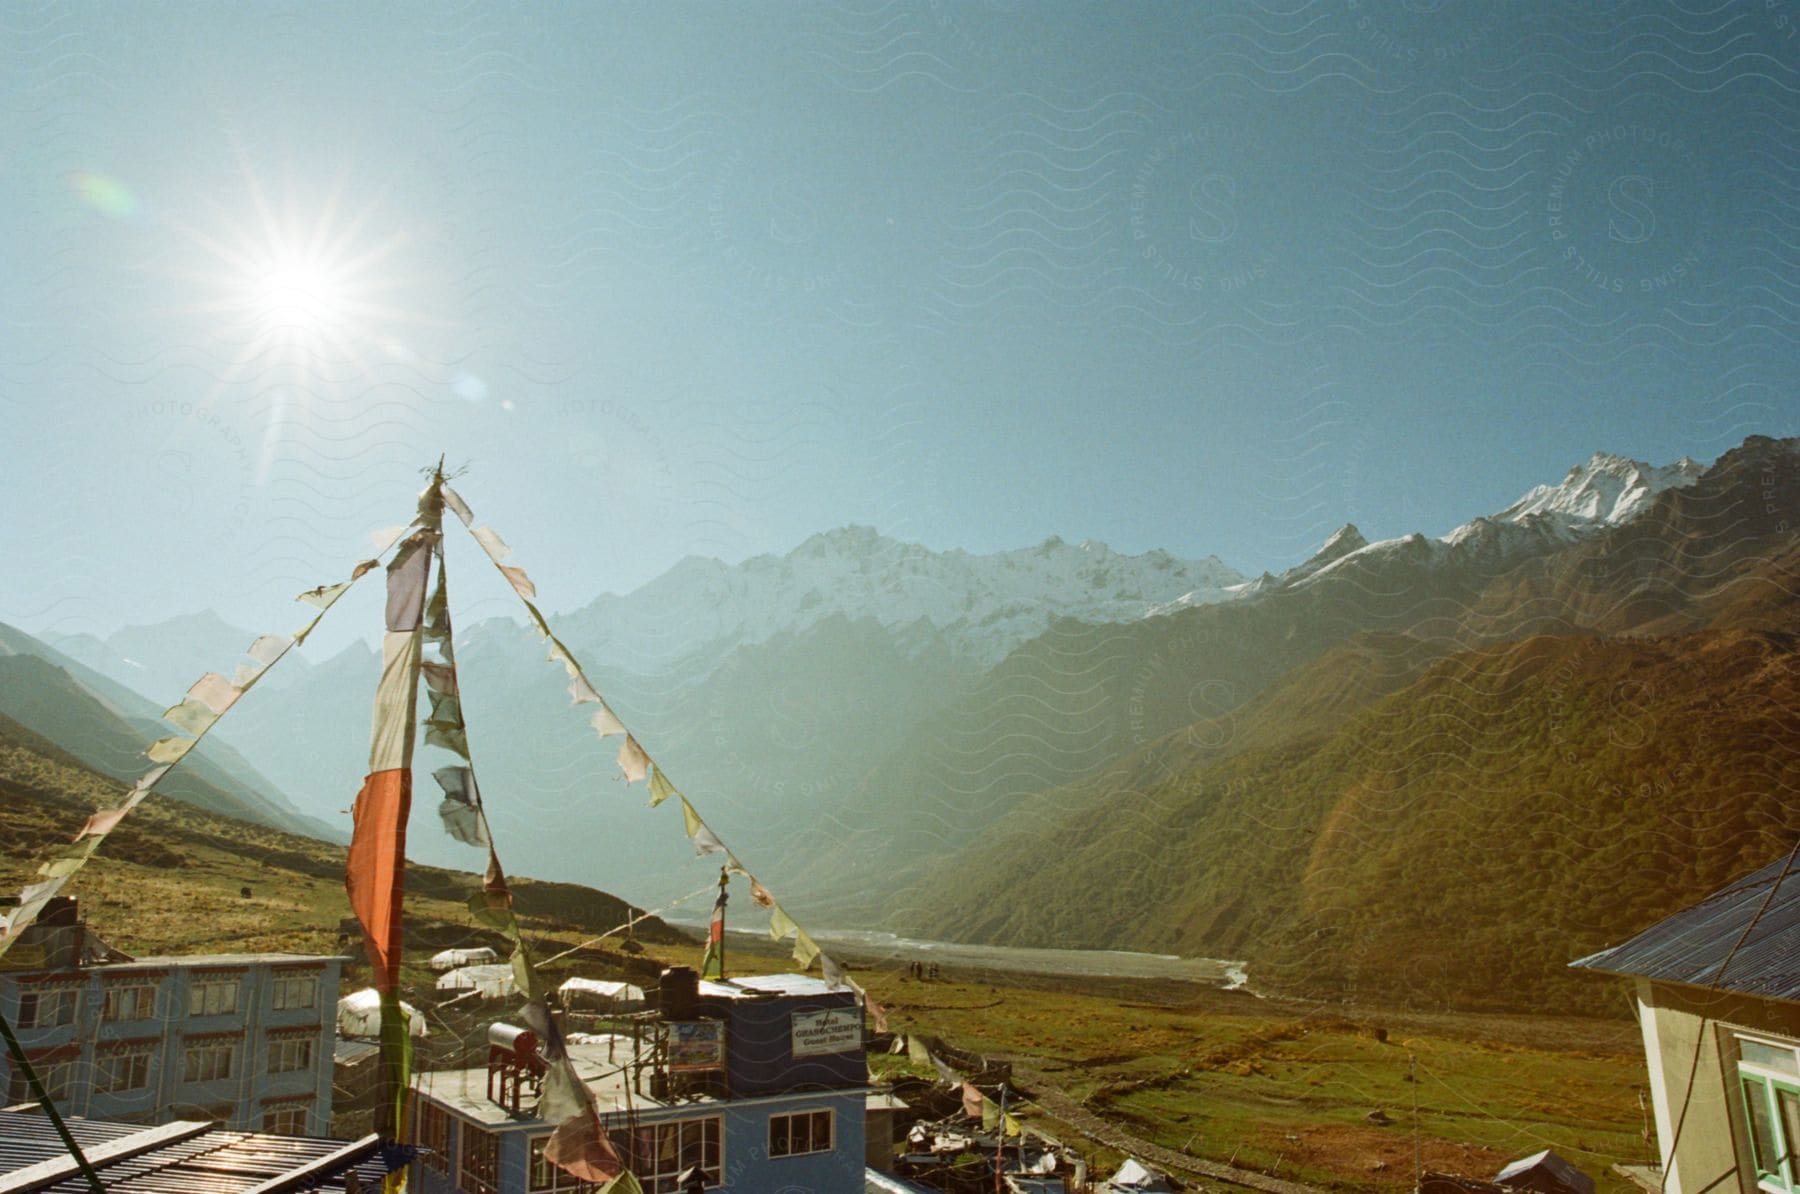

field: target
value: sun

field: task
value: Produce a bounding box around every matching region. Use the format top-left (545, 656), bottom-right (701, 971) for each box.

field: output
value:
top-left (177, 163), bottom-right (421, 372)
top-left (246, 252), bottom-right (349, 338)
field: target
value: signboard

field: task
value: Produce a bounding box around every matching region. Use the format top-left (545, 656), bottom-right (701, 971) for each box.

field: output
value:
top-left (667, 1020), bottom-right (725, 1071)
top-left (791, 1008), bottom-right (861, 1057)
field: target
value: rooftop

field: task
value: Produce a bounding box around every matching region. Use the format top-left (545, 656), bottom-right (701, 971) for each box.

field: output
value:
top-left (0, 1112), bottom-right (395, 1194)
top-left (1570, 853), bottom-right (1800, 1002)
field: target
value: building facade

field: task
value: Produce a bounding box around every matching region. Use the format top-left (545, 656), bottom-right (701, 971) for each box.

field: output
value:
top-left (0, 898), bottom-right (341, 1134)
top-left (1572, 854), bottom-right (1800, 1194)
top-left (411, 971), bottom-right (873, 1194)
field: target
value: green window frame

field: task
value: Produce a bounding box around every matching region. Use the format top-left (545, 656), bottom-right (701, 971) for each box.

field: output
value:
top-left (1740, 1040), bottom-right (1800, 1193)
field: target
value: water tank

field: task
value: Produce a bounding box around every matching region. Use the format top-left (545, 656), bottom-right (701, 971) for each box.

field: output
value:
top-left (660, 967), bottom-right (699, 1020)
top-left (487, 1023), bottom-right (538, 1058)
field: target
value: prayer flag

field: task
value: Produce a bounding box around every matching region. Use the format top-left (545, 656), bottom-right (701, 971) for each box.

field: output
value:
top-left (700, 887), bottom-right (726, 979)
top-left (647, 764), bottom-right (680, 809)
top-left (346, 769), bottom-right (411, 993)
top-left (792, 927), bottom-right (820, 969)
top-left (617, 735), bottom-right (649, 783)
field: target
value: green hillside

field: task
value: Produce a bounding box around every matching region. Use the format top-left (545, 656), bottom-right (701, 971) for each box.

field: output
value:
top-left (894, 621), bottom-right (1800, 1012)
top-left (0, 711), bottom-right (682, 963)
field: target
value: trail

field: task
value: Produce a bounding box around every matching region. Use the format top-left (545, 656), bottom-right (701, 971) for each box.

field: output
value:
top-left (1006, 1061), bottom-right (1329, 1194)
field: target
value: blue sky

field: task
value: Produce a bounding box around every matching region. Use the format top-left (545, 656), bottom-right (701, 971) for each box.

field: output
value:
top-left (2, 2), bottom-right (1795, 644)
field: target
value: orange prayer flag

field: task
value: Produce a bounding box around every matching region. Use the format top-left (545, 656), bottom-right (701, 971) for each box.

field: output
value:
top-left (346, 769), bottom-right (412, 993)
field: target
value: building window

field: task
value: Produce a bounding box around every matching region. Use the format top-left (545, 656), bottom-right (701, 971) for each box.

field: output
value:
top-left (188, 978), bottom-right (240, 1017)
top-left (769, 1109), bottom-right (833, 1158)
top-left (7, 1059), bottom-right (76, 1103)
top-left (459, 1123), bottom-right (501, 1194)
top-left (262, 1101), bottom-right (311, 1135)
top-left (95, 1047), bottom-right (153, 1094)
top-left (183, 1041), bottom-right (236, 1083)
top-left (102, 984), bottom-right (156, 1023)
top-left (268, 1037), bottom-right (314, 1074)
top-left (528, 1136), bottom-right (597, 1193)
top-left (271, 973), bottom-right (318, 1011)
top-left (17, 989), bottom-right (77, 1029)
top-left (413, 1101), bottom-right (454, 1175)
top-left (1739, 1035), bottom-right (1800, 1193)
top-left (611, 1118), bottom-right (722, 1194)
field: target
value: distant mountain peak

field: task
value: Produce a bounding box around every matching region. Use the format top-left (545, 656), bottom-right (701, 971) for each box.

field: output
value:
top-left (1499, 451), bottom-right (1703, 530)
top-left (562, 526), bottom-right (1247, 667)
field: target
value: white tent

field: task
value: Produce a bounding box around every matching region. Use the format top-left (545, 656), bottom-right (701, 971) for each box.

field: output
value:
top-left (558, 977), bottom-right (645, 1009)
top-left (336, 988), bottom-right (428, 1039)
top-left (436, 963), bottom-right (516, 998)
top-left (429, 946), bottom-right (498, 972)
top-left (1107, 1160), bottom-right (1173, 1193)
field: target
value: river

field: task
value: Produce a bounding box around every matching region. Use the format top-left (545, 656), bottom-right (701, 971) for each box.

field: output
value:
top-left (666, 918), bottom-right (1249, 990)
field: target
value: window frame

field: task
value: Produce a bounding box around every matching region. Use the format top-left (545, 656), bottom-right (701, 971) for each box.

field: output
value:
top-left (95, 1046), bottom-right (154, 1095)
top-left (271, 973), bottom-right (318, 1012)
top-left (18, 988), bottom-right (78, 1029)
top-left (528, 1134), bottom-right (598, 1194)
top-left (1737, 1034), bottom-right (1800, 1194)
top-left (262, 1100), bottom-right (313, 1135)
top-left (182, 1040), bottom-right (237, 1084)
top-left (459, 1122), bottom-right (501, 1194)
top-left (102, 984), bottom-right (157, 1023)
top-left (768, 1108), bottom-right (835, 1159)
top-left (413, 1101), bottom-right (455, 1176)
top-left (188, 977), bottom-right (241, 1018)
top-left (7, 1058), bottom-right (77, 1103)
top-left (267, 1035), bottom-right (314, 1074)
top-left (608, 1116), bottom-right (723, 1194)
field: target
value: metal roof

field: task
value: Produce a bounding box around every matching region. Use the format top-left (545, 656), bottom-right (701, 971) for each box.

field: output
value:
top-left (700, 973), bottom-right (846, 999)
top-left (1570, 853), bottom-right (1800, 1001)
top-left (0, 1112), bottom-right (391, 1194)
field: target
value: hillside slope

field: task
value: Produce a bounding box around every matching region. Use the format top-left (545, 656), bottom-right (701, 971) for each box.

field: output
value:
top-left (0, 624), bottom-right (336, 839)
top-left (785, 439), bottom-right (1798, 918)
top-left (0, 711), bottom-right (681, 962)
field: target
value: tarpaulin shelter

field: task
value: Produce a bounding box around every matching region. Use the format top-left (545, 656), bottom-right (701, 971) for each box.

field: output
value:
top-left (435, 962), bottom-right (517, 998)
top-left (337, 987), bottom-right (428, 1039)
top-left (429, 946), bottom-right (498, 972)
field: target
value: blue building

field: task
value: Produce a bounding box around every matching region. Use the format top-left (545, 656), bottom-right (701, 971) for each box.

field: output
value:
top-left (0, 897), bottom-right (341, 1134)
top-left (411, 971), bottom-right (875, 1194)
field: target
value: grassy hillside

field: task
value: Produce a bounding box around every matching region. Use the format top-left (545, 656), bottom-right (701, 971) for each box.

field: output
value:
top-left (0, 711), bottom-right (684, 964)
top-left (893, 622), bottom-right (1800, 1012)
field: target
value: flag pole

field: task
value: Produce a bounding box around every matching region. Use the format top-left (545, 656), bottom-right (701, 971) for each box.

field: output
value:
top-left (994, 1082), bottom-right (1007, 1194)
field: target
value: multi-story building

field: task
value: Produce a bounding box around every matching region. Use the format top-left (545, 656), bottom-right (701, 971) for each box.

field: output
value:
top-left (410, 969), bottom-right (875, 1194)
top-left (0, 897), bottom-right (342, 1134)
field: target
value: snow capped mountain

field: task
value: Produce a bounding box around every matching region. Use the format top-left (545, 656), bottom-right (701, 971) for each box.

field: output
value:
top-left (554, 525), bottom-right (1246, 669)
top-left (1287, 451), bottom-right (1705, 589)
top-left (1495, 452), bottom-right (1704, 532)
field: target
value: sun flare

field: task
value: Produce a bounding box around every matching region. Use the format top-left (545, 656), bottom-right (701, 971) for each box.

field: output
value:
top-left (246, 252), bottom-right (350, 338)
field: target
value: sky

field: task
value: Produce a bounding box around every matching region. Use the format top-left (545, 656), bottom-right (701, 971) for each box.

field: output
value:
top-left (2, 1), bottom-right (1796, 647)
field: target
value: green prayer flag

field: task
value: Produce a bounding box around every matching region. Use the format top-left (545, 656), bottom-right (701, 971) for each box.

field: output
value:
top-left (769, 904), bottom-right (798, 942)
top-left (647, 765), bottom-right (680, 809)
top-left (600, 1171), bottom-right (644, 1194)
top-left (792, 927), bottom-right (820, 969)
top-left (146, 736), bottom-right (194, 764)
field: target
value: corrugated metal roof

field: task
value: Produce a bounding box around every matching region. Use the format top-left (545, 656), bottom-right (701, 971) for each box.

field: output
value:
top-left (0, 1112), bottom-right (387, 1194)
top-left (1570, 853), bottom-right (1800, 1001)
top-left (703, 973), bottom-right (844, 999)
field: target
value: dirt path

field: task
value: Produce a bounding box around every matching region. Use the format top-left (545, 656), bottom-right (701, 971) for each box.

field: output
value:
top-left (1007, 1061), bottom-right (1329, 1194)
